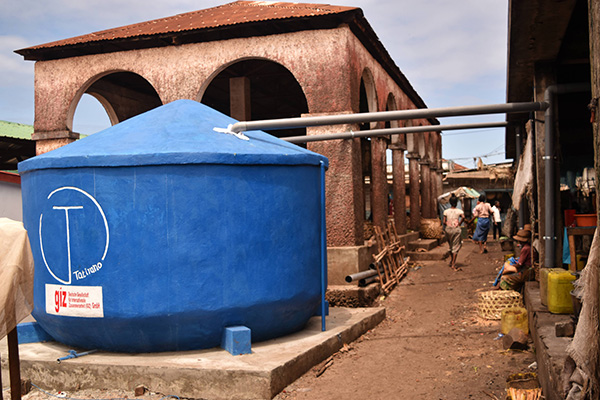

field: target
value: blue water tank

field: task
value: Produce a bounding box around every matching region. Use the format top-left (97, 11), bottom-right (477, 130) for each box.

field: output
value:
top-left (19, 100), bottom-right (328, 353)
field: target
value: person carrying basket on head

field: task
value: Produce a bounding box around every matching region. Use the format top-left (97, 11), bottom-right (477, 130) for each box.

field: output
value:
top-left (443, 194), bottom-right (465, 271)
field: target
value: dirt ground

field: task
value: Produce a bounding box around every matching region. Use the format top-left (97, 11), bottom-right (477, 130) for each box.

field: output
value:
top-left (6, 239), bottom-right (536, 400)
top-left (274, 239), bottom-right (536, 400)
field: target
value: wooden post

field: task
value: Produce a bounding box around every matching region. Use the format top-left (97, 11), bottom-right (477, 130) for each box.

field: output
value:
top-left (590, 0), bottom-right (600, 225)
top-left (588, 1), bottom-right (600, 388)
top-left (7, 327), bottom-right (21, 400)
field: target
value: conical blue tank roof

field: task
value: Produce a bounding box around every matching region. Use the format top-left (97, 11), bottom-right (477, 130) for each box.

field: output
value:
top-left (19, 100), bottom-right (328, 173)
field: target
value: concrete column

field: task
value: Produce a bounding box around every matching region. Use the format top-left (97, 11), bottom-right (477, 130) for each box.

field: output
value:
top-left (33, 131), bottom-right (79, 155)
top-left (430, 166), bottom-right (440, 218)
top-left (428, 133), bottom-right (441, 218)
top-left (229, 77), bottom-right (251, 121)
top-left (407, 152), bottom-right (421, 231)
top-left (391, 143), bottom-right (407, 234)
top-left (305, 112), bottom-right (364, 247)
top-left (419, 159), bottom-right (432, 218)
top-left (370, 137), bottom-right (388, 230)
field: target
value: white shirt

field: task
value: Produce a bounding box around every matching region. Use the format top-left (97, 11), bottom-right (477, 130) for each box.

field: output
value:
top-left (491, 205), bottom-right (501, 223)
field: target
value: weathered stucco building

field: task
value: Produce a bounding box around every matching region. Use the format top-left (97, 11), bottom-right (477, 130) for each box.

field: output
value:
top-left (506, 0), bottom-right (600, 398)
top-left (16, 1), bottom-right (441, 282)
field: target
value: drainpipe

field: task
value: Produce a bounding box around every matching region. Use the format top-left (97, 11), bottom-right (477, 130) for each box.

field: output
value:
top-left (319, 160), bottom-right (327, 331)
top-left (543, 83), bottom-right (589, 268)
top-left (515, 124), bottom-right (525, 229)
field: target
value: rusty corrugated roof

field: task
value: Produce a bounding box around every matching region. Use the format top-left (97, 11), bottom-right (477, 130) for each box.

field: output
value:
top-left (14, 1), bottom-right (435, 120)
top-left (19, 1), bottom-right (358, 51)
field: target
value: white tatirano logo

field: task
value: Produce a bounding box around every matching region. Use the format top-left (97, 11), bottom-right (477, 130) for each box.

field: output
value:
top-left (39, 187), bottom-right (109, 285)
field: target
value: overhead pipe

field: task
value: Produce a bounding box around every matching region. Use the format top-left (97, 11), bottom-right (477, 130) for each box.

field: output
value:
top-left (282, 121), bottom-right (508, 144)
top-left (543, 83), bottom-right (589, 268)
top-left (230, 102), bottom-right (548, 133)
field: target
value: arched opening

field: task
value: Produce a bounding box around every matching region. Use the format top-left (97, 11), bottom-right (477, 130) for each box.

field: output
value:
top-left (385, 93), bottom-right (399, 163)
top-left (72, 94), bottom-right (112, 136)
top-left (69, 71), bottom-right (162, 135)
top-left (359, 69), bottom-right (378, 226)
top-left (200, 59), bottom-right (308, 140)
top-left (385, 94), bottom-right (402, 219)
top-left (385, 93), bottom-right (398, 129)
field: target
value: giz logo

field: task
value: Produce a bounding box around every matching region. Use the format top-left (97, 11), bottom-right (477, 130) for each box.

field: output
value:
top-left (55, 288), bottom-right (67, 312)
top-left (39, 186), bottom-right (110, 285)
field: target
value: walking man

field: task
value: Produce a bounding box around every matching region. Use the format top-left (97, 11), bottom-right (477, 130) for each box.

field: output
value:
top-left (491, 201), bottom-right (501, 240)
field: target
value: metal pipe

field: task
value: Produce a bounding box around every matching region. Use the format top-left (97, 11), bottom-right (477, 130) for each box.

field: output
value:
top-left (369, 261), bottom-right (383, 271)
top-left (345, 269), bottom-right (378, 283)
top-left (57, 349), bottom-right (97, 363)
top-left (515, 124), bottom-right (525, 229)
top-left (282, 121), bottom-right (508, 144)
top-left (543, 83), bottom-right (589, 268)
top-left (319, 160), bottom-right (327, 331)
top-left (359, 275), bottom-right (379, 286)
top-left (230, 102), bottom-right (548, 133)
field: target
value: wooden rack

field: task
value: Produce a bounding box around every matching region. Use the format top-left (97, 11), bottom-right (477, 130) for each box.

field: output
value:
top-left (372, 222), bottom-right (410, 293)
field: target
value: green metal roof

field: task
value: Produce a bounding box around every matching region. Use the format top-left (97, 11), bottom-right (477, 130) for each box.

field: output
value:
top-left (0, 121), bottom-right (35, 170)
top-left (0, 120), bottom-right (33, 140)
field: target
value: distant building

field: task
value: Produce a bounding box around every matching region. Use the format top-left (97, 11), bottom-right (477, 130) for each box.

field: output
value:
top-left (443, 161), bottom-right (514, 220)
top-left (0, 120), bottom-right (35, 171)
top-left (0, 120), bottom-right (34, 221)
top-left (506, 0), bottom-right (594, 262)
top-left (0, 171), bottom-right (22, 221)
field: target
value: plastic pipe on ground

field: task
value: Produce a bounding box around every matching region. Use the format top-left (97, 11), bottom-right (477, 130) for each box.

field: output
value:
top-left (345, 269), bottom-right (378, 283)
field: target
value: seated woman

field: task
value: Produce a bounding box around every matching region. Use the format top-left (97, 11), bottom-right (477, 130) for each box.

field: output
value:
top-left (496, 229), bottom-right (535, 291)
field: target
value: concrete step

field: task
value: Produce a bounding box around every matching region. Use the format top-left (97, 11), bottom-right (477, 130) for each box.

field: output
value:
top-left (407, 238), bottom-right (440, 251)
top-left (407, 245), bottom-right (449, 261)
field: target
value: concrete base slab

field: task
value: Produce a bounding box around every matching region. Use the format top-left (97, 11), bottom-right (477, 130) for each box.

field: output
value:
top-left (1, 307), bottom-right (385, 400)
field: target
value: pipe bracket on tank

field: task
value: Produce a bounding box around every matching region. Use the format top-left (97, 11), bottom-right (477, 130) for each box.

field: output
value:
top-left (213, 125), bottom-right (249, 141)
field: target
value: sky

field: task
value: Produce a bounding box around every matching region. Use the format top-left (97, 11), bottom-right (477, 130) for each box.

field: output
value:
top-left (0, 0), bottom-right (509, 169)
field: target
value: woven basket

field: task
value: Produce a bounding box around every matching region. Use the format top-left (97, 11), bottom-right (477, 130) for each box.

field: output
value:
top-left (420, 218), bottom-right (443, 239)
top-left (477, 290), bottom-right (524, 320)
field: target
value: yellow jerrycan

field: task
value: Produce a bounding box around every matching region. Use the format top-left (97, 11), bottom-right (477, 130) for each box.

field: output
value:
top-left (501, 307), bottom-right (529, 335)
top-left (547, 269), bottom-right (576, 314)
top-left (539, 268), bottom-right (563, 307)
